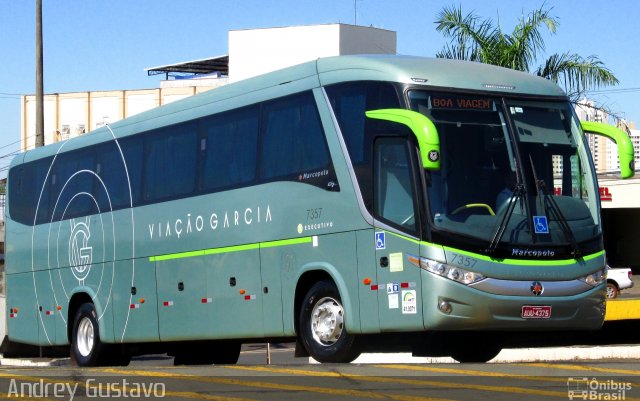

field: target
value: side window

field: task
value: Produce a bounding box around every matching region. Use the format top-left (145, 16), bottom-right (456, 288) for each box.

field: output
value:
top-left (143, 121), bottom-right (198, 202)
top-left (325, 82), bottom-right (400, 164)
top-left (374, 137), bottom-right (418, 232)
top-left (95, 140), bottom-right (133, 210)
top-left (201, 105), bottom-right (259, 192)
top-left (120, 135), bottom-right (144, 206)
top-left (50, 150), bottom-right (96, 221)
top-left (259, 91), bottom-right (334, 187)
top-left (325, 82), bottom-right (401, 209)
top-left (8, 162), bottom-right (48, 225)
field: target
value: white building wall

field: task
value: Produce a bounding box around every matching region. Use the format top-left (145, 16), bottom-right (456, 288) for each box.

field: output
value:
top-left (163, 94), bottom-right (191, 104)
top-left (91, 95), bottom-right (120, 130)
top-left (600, 177), bottom-right (640, 208)
top-left (127, 92), bottom-right (158, 117)
top-left (23, 98), bottom-right (57, 151)
top-left (229, 24), bottom-right (396, 82)
top-left (59, 95), bottom-right (88, 139)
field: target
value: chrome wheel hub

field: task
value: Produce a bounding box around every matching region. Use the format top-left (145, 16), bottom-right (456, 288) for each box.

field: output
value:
top-left (310, 297), bottom-right (344, 346)
top-left (77, 317), bottom-right (94, 357)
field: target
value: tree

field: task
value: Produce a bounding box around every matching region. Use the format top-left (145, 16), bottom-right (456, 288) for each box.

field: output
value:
top-left (435, 5), bottom-right (619, 108)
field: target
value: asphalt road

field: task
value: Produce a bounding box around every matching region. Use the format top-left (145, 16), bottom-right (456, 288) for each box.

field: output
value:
top-left (1, 357), bottom-right (639, 401)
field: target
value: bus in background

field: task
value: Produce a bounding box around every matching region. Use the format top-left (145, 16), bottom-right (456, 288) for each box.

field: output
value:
top-left (4, 55), bottom-right (634, 365)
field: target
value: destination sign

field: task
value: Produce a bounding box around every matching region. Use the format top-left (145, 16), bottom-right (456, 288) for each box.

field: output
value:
top-left (431, 95), bottom-right (493, 111)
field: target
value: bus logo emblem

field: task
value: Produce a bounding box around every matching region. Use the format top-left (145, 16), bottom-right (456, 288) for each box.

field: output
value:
top-left (530, 281), bottom-right (544, 296)
top-left (69, 217), bottom-right (93, 285)
top-left (375, 232), bottom-right (385, 250)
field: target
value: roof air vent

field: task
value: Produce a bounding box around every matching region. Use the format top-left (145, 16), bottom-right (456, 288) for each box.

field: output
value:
top-left (483, 83), bottom-right (516, 90)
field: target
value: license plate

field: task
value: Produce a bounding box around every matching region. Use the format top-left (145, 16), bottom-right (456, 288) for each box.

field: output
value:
top-left (521, 305), bottom-right (551, 319)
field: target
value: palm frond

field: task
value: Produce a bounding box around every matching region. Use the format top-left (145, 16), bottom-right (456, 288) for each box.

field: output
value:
top-left (434, 5), bottom-right (492, 61)
top-left (536, 53), bottom-right (619, 101)
top-left (505, 6), bottom-right (558, 71)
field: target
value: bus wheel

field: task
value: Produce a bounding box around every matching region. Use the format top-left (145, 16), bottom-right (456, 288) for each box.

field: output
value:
top-left (71, 303), bottom-right (105, 367)
top-left (299, 280), bottom-right (360, 363)
top-left (211, 342), bottom-right (241, 365)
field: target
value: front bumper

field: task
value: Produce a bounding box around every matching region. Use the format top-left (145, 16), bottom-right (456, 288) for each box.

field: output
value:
top-left (421, 270), bottom-right (606, 331)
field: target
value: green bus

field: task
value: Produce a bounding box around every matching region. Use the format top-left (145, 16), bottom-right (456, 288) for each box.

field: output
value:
top-left (5, 55), bottom-right (634, 365)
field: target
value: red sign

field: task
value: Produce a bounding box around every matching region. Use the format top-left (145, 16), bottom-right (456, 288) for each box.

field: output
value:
top-left (431, 96), bottom-right (493, 110)
top-left (521, 305), bottom-right (551, 319)
top-left (554, 187), bottom-right (612, 201)
top-left (599, 187), bottom-right (612, 201)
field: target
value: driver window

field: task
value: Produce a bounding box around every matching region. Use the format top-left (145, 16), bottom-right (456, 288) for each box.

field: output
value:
top-left (373, 137), bottom-right (418, 232)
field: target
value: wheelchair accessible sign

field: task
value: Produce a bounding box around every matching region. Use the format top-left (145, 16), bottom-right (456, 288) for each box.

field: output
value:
top-left (375, 232), bottom-right (386, 250)
top-left (533, 216), bottom-right (549, 234)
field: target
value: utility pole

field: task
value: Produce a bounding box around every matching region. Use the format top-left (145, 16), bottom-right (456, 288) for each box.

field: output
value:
top-left (354, 0), bottom-right (363, 26)
top-left (35, 0), bottom-right (44, 148)
top-left (354, 0), bottom-right (357, 25)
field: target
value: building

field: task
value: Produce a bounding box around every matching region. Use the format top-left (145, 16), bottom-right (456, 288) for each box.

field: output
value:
top-left (20, 76), bottom-right (229, 151)
top-left (20, 24), bottom-right (395, 150)
top-left (575, 100), bottom-right (640, 175)
top-left (228, 24), bottom-right (395, 82)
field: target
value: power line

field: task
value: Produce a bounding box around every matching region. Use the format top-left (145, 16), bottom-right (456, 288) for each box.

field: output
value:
top-left (585, 87), bottom-right (640, 95)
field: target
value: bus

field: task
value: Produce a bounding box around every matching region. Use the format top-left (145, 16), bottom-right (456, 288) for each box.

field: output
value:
top-left (5, 55), bottom-right (634, 365)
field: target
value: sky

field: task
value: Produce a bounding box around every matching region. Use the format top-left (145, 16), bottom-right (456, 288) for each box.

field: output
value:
top-left (1, 0), bottom-right (639, 177)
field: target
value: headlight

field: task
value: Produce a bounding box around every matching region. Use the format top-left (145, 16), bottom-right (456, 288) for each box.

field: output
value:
top-left (579, 268), bottom-right (607, 286)
top-left (421, 258), bottom-right (485, 285)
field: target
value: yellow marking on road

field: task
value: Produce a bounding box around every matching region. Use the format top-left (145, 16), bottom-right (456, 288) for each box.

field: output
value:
top-left (222, 365), bottom-right (609, 400)
top-left (605, 299), bottom-right (640, 321)
top-left (372, 364), bottom-right (568, 383)
top-left (523, 362), bottom-right (640, 375)
top-left (101, 367), bottom-right (453, 401)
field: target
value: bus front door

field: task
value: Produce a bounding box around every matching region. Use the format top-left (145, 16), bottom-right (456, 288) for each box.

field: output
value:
top-left (373, 137), bottom-right (423, 331)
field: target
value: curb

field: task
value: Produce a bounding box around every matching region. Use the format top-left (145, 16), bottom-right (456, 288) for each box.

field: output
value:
top-left (605, 299), bottom-right (640, 321)
top-left (0, 356), bottom-right (70, 367)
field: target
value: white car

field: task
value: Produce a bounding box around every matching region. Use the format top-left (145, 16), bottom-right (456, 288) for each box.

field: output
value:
top-left (606, 267), bottom-right (634, 299)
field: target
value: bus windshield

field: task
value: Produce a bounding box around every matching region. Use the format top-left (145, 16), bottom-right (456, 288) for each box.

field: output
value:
top-left (409, 91), bottom-right (601, 257)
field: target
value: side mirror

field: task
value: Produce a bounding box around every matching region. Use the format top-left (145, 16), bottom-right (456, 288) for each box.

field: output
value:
top-left (366, 109), bottom-right (441, 170)
top-left (581, 121), bottom-right (635, 179)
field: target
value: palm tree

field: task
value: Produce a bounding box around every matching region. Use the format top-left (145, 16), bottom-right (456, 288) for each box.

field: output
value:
top-left (435, 5), bottom-right (619, 104)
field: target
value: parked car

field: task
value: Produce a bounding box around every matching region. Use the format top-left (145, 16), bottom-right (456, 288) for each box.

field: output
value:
top-left (606, 266), bottom-right (634, 299)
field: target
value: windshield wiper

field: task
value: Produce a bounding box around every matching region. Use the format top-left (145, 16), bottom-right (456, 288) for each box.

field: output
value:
top-left (528, 155), bottom-right (581, 258)
top-left (485, 181), bottom-right (526, 255)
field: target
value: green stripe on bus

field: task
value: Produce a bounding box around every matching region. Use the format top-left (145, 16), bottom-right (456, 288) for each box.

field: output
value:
top-left (149, 236), bottom-right (313, 262)
top-left (384, 230), bottom-right (604, 266)
top-left (441, 246), bottom-right (604, 266)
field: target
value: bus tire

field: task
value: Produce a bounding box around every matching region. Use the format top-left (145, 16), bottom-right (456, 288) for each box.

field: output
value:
top-left (211, 342), bottom-right (241, 365)
top-left (299, 280), bottom-right (360, 363)
top-left (449, 333), bottom-right (502, 363)
top-left (71, 303), bottom-right (105, 367)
